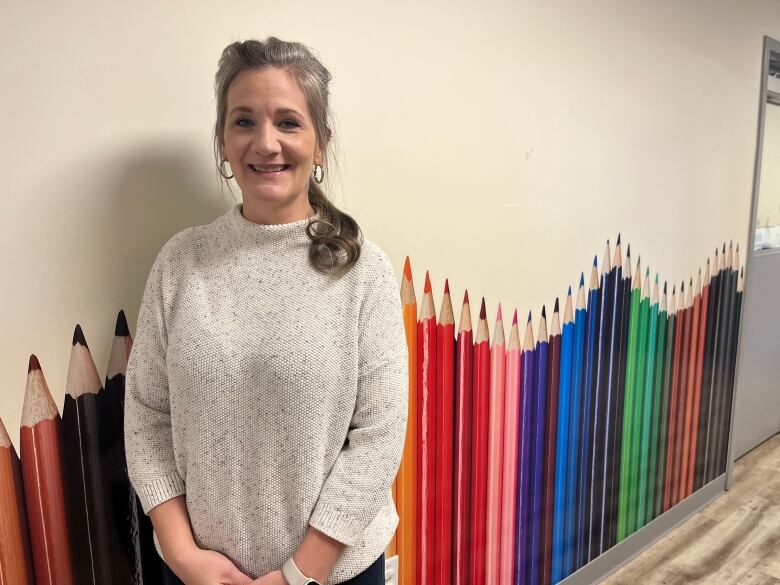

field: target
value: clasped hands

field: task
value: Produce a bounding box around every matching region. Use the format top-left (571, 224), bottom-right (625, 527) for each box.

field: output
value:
top-left (166, 546), bottom-right (289, 585)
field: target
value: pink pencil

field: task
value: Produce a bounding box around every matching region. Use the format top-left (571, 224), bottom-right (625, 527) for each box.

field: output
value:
top-left (499, 309), bottom-right (522, 584)
top-left (485, 304), bottom-right (507, 583)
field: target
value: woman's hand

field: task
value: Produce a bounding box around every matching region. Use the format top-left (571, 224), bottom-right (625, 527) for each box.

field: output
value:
top-left (250, 570), bottom-right (288, 585)
top-left (168, 547), bottom-right (254, 585)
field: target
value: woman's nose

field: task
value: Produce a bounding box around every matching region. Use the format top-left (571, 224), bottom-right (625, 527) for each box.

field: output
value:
top-left (251, 122), bottom-right (281, 156)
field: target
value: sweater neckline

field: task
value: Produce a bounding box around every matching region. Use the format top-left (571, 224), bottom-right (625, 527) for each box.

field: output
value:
top-left (226, 202), bottom-right (318, 243)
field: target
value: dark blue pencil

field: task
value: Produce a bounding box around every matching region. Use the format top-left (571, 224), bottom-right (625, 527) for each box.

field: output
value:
top-left (529, 308), bottom-right (550, 585)
top-left (515, 313), bottom-right (536, 585)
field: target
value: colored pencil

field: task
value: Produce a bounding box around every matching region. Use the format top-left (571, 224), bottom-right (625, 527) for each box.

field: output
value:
top-left (485, 304), bottom-right (506, 584)
top-left (577, 254), bottom-right (601, 569)
top-left (104, 310), bottom-right (163, 585)
top-left (637, 274), bottom-right (659, 529)
top-left (658, 287), bottom-right (677, 513)
top-left (680, 275), bottom-right (701, 500)
top-left (417, 272), bottom-right (437, 585)
top-left (696, 253), bottom-right (719, 490)
top-left (628, 266), bottom-right (649, 533)
top-left (602, 238), bottom-right (624, 552)
top-left (499, 309), bottom-right (522, 585)
top-left (588, 241), bottom-right (612, 557)
top-left (647, 283), bottom-right (668, 522)
top-left (0, 416), bottom-right (35, 585)
top-left (515, 313), bottom-right (535, 584)
top-left (469, 299), bottom-right (490, 585)
top-left (453, 291), bottom-right (473, 585)
top-left (435, 281), bottom-right (455, 585)
top-left (719, 265), bottom-right (743, 475)
top-left (398, 257), bottom-right (418, 585)
top-left (689, 263), bottom-right (710, 494)
top-left (663, 284), bottom-right (684, 513)
top-left (542, 299), bottom-right (562, 585)
top-left (704, 247), bottom-right (727, 483)
top-left (618, 253), bottom-right (641, 541)
top-left (529, 307), bottom-right (550, 585)
top-left (61, 325), bottom-right (114, 584)
top-left (552, 288), bottom-right (575, 584)
top-left (566, 267), bottom-right (590, 576)
top-left (670, 282), bottom-right (692, 507)
top-left (714, 245), bottom-right (738, 476)
top-left (21, 355), bottom-right (75, 585)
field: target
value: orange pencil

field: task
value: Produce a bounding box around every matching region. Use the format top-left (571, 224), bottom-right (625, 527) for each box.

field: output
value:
top-left (20, 355), bottom-right (75, 585)
top-left (499, 309), bottom-right (522, 584)
top-left (0, 416), bottom-right (35, 584)
top-left (485, 304), bottom-right (506, 583)
top-left (417, 271), bottom-right (437, 585)
top-left (453, 291), bottom-right (474, 585)
top-left (434, 281), bottom-right (455, 585)
top-left (397, 257), bottom-right (418, 585)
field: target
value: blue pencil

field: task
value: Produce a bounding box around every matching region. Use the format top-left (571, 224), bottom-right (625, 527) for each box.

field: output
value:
top-left (515, 313), bottom-right (535, 585)
top-left (552, 287), bottom-right (575, 584)
top-left (529, 308), bottom-right (549, 585)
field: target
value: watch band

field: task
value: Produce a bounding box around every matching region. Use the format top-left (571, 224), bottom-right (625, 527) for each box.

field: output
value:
top-left (282, 557), bottom-right (322, 585)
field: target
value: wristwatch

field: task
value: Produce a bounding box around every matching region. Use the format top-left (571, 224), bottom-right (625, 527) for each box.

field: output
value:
top-left (282, 557), bottom-right (322, 585)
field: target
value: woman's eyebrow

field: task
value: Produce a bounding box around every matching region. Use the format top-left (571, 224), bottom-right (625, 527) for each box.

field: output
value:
top-left (228, 105), bottom-right (303, 116)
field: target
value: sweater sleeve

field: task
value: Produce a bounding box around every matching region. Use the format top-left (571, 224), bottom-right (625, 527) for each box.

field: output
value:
top-left (124, 240), bottom-right (187, 515)
top-left (308, 250), bottom-right (409, 546)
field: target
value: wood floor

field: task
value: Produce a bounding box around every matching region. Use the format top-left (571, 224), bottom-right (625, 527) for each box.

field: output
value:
top-left (602, 432), bottom-right (780, 585)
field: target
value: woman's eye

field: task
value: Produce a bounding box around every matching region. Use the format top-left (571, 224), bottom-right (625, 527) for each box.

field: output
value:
top-left (235, 118), bottom-right (253, 127)
top-left (280, 120), bottom-right (300, 128)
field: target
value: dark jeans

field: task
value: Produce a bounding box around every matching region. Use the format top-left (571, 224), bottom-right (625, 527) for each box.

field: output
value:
top-left (163, 553), bottom-right (385, 585)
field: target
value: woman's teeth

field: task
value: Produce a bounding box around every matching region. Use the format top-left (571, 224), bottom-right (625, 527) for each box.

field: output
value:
top-left (249, 164), bottom-right (288, 173)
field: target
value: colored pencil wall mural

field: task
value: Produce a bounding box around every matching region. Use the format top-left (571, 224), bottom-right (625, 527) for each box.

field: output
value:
top-left (395, 239), bottom-right (743, 585)
top-left (0, 238), bottom-right (743, 585)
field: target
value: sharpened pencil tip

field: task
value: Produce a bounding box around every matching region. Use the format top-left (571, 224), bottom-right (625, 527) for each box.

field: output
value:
top-left (542, 305), bottom-right (547, 319)
top-left (28, 354), bottom-right (41, 372)
top-left (593, 255), bottom-right (598, 266)
top-left (512, 309), bottom-right (518, 325)
top-left (115, 310), bottom-right (130, 336)
top-left (554, 298), bottom-right (560, 312)
top-left (463, 289), bottom-right (470, 305)
top-left (424, 271), bottom-right (432, 293)
top-left (403, 257), bottom-right (412, 279)
top-left (617, 233), bottom-right (621, 245)
top-left (580, 273), bottom-right (585, 286)
top-left (444, 278), bottom-right (450, 294)
top-left (527, 310), bottom-right (532, 323)
top-left (496, 303), bottom-right (502, 321)
top-left (479, 298), bottom-right (486, 319)
top-left (73, 324), bottom-right (88, 348)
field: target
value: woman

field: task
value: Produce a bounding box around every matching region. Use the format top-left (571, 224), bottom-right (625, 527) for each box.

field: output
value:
top-left (124, 37), bottom-right (408, 585)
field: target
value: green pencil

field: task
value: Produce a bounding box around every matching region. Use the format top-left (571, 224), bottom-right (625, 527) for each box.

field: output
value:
top-left (647, 283), bottom-right (667, 523)
top-left (637, 274), bottom-right (659, 528)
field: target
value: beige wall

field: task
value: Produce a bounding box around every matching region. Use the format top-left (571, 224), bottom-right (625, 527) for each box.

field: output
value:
top-left (2, 0), bottom-right (778, 449)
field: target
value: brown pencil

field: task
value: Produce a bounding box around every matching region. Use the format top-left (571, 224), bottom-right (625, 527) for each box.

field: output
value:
top-left (0, 416), bottom-right (35, 584)
top-left (20, 355), bottom-right (75, 585)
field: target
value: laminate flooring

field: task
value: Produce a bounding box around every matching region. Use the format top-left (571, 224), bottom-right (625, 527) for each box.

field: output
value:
top-left (602, 432), bottom-right (780, 585)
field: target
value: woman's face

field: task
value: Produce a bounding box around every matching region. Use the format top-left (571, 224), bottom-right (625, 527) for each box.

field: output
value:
top-left (221, 67), bottom-right (322, 220)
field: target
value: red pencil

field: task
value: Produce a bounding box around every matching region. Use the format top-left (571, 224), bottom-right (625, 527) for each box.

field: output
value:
top-left (469, 299), bottom-right (491, 585)
top-left (417, 271), bottom-right (437, 585)
top-left (0, 416), bottom-right (35, 584)
top-left (434, 280), bottom-right (455, 585)
top-left (680, 276), bottom-right (701, 499)
top-left (453, 291), bottom-right (474, 585)
top-left (20, 355), bottom-right (75, 585)
top-left (687, 264), bottom-right (710, 496)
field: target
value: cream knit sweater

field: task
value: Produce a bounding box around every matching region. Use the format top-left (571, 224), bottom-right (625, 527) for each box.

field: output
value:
top-left (123, 203), bottom-right (408, 583)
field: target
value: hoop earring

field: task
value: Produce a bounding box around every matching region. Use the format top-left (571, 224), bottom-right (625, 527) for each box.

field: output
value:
top-left (219, 159), bottom-right (234, 180)
top-left (313, 164), bottom-right (324, 184)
